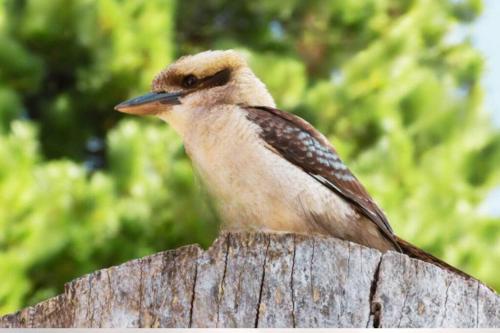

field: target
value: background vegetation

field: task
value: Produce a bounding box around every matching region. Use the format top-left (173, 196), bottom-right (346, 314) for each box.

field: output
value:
top-left (1, 0), bottom-right (499, 314)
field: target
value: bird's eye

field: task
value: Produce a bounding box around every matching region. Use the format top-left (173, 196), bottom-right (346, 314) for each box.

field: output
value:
top-left (182, 74), bottom-right (198, 88)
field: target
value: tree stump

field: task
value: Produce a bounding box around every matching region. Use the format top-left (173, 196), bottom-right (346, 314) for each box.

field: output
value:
top-left (1, 232), bottom-right (498, 328)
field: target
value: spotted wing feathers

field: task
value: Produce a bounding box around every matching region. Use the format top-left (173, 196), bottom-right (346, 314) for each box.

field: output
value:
top-left (245, 106), bottom-right (399, 250)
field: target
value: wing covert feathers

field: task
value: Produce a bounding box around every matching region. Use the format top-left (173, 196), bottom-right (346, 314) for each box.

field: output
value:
top-left (244, 105), bottom-right (399, 250)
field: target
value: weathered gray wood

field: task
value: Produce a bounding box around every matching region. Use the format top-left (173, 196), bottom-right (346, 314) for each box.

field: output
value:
top-left (191, 234), bottom-right (228, 327)
top-left (291, 235), bottom-right (382, 328)
top-left (0, 232), bottom-right (498, 328)
top-left (218, 233), bottom-right (269, 327)
top-left (67, 245), bottom-right (200, 328)
top-left (257, 234), bottom-right (295, 327)
top-left (373, 251), bottom-right (500, 328)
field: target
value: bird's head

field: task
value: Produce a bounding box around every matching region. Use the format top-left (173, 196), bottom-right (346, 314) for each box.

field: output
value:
top-left (115, 50), bottom-right (275, 133)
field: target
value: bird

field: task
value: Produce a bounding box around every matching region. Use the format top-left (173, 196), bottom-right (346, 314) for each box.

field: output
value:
top-left (115, 50), bottom-right (471, 279)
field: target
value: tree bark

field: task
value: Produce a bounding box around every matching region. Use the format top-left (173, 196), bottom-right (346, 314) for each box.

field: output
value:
top-left (1, 232), bottom-right (498, 328)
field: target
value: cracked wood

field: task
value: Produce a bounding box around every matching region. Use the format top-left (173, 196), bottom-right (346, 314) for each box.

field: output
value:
top-left (1, 232), bottom-right (499, 328)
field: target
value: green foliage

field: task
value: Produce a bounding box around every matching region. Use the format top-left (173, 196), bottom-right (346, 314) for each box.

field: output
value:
top-left (0, 0), bottom-right (498, 314)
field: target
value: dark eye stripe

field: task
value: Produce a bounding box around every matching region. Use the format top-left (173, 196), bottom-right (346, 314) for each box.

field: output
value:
top-left (174, 68), bottom-right (231, 98)
top-left (199, 68), bottom-right (231, 88)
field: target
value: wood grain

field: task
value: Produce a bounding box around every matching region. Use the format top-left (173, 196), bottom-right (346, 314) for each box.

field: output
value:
top-left (1, 232), bottom-right (498, 328)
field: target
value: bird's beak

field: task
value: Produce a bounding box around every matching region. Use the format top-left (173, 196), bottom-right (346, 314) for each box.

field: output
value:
top-left (114, 91), bottom-right (183, 115)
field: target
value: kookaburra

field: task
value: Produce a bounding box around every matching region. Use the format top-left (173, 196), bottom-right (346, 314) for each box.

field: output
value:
top-left (115, 50), bottom-right (469, 277)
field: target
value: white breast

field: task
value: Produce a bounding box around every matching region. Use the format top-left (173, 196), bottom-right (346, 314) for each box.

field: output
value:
top-left (178, 106), bottom-right (356, 237)
top-left (180, 105), bottom-right (357, 236)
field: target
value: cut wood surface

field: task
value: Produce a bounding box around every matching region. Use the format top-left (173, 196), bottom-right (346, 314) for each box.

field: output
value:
top-left (1, 232), bottom-right (498, 328)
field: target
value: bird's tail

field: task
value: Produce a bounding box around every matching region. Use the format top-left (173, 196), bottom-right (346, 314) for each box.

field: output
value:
top-left (395, 236), bottom-right (475, 281)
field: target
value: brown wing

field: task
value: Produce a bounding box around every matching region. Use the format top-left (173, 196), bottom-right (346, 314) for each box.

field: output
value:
top-left (245, 106), bottom-right (400, 251)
